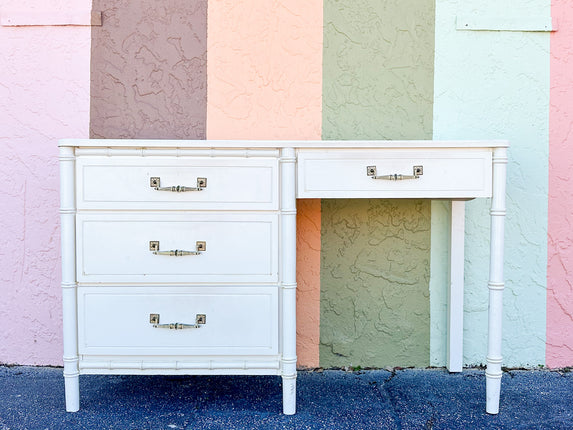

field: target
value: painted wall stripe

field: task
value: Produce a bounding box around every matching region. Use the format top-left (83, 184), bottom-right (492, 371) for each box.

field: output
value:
top-left (0, 0), bottom-right (91, 365)
top-left (206, 0), bottom-right (323, 367)
top-left (90, 0), bottom-right (207, 139)
top-left (322, 0), bottom-right (435, 140)
top-left (547, 0), bottom-right (573, 368)
top-left (320, 0), bottom-right (435, 368)
top-left (296, 199), bottom-right (321, 367)
top-left (433, 0), bottom-right (549, 366)
top-left (206, 0), bottom-right (322, 140)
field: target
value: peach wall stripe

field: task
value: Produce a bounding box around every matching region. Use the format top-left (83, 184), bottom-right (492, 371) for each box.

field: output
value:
top-left (296, 199), bottom-right (321, 368)
top-left (547, 0), bottom-right (573, 368)
top-left (206, 0), bottom-right (323, 367)
top-left (206, 0), bottom-right (322, 140)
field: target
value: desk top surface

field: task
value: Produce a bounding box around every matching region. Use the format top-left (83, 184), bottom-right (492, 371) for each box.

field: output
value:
top-left (60, 139), bottom-right (509, 149)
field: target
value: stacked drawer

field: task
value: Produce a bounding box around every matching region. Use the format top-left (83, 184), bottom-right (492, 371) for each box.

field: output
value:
top-left (74, 154), bottom-right (281, 366)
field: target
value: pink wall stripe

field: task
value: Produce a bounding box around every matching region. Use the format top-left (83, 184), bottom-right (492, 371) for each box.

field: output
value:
top-left (0, 20), bottom-right (91, 365)
top-left (547, 0), bottom-right (573, 368)
top-left (206, 0), bottom-right (323, 367)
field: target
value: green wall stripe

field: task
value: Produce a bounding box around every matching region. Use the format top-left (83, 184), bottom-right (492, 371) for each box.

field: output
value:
top-left (320, 0), bottom-right (436, 368)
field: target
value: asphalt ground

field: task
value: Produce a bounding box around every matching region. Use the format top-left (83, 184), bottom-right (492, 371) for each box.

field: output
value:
top-left (1, 366), bottom-right (572, 429)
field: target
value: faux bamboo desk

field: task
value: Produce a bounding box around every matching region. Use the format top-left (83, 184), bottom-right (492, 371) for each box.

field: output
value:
top-left (60, 139), bottom-right (508, 415)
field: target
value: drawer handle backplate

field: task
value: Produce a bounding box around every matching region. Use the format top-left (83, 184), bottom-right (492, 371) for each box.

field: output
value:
top-left (150, 313), bottom-right (206, 329)
top-left (366, 165), bottom-right (423, 180)
top-left (150, 177), bottom-right (207, 192)
top-left (149, 241), bottom-right (206, 256)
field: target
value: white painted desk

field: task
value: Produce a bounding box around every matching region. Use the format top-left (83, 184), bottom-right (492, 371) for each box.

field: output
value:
top-left (60, 139), bottom-right (508, 415)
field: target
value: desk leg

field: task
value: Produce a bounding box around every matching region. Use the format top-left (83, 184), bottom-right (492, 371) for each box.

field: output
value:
top-left (280, 148), bottom-right (297, 415)
top-left (60, 146), bottom-right (79, 412)
top-left (486, 147), bottom-right (507, 414)
top-left (447, 201), bottom-right (465, 373)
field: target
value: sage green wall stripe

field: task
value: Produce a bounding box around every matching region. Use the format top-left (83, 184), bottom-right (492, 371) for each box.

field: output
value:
top-left (322, 0), bottom-right (435, 140)
top-left (320, 0), bottom-right (435, 368)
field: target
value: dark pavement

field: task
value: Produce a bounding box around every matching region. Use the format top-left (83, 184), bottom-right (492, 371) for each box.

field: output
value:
top-left (1, 366), bottom-right (572, 429)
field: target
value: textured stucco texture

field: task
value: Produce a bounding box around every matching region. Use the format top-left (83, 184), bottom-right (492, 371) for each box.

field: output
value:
top-left (0, 2), bottom-right (91, 365)
top-left (322, 0), bottom-right (435, 140)
top-left (320, 199), bottom-right (431, 367)
top-left (90, 0), bottom-right (207, 139)
top-left (296, 199), bottom-right (321, 368)
top-left (433, 0), bottom-right (549, 366)
top-left (547, 0), bottom-right (573, 368)
top-left (206, 0), bottom-right (323, 140)
top-left (206, 0), bottom-right (323, 367)
top-left (320, 0), bottom-right (434, 367)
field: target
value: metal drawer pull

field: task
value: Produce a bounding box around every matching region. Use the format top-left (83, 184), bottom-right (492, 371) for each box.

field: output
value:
top-left (149, 241), bottom-right (206, 256)
top-left (153, 250), bottom-right (200, 256)
top-left (150, 313), bottom-right (206, 329)
top-left (367, 165), bottom-right (423, 180)
top-left (150, 177), bottom-right (207, 192)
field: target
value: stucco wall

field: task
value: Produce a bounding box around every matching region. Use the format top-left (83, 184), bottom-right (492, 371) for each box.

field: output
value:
top-left (2, 0), bottom-right (572, 370)
top-left (547, 0), bottom-right (573, 368)
top-left (320, 0), bottom-right (435, 367)
top-left (296, 199), bottom-right (322, 367)
top-left (320, 200), bottom-right (431, 367)
top-left (90, 0), bottom-right (207, 139)
top-left (206, 0), bottom-right (324, 367)
top-left (432, 0), bottom-right (550, 366)
top-left (206, 0), bottom-right (323, 140)
top-left (0, 2), bottom-right (91, 365)
top-left (322, 0), bottom-right (434, 140)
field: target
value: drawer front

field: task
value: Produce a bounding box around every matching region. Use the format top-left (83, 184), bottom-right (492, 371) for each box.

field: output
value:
top-left (78, 286), bottom-right (278, 356)
top-left (297, 149), bottom-right (492, 199)
top-left (76, 157), bottom-right (278, 210)
top-left (76, 213), bottom-right (278, 283)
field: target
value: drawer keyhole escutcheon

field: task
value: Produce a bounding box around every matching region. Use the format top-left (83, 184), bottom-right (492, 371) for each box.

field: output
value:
top-left (150, 177), bottom-right (207, 192)
top-left (149, 241), bottom-right (206, 256)
top-left (150, 313), bottom-right (207, 329)
top-left (366, 165), bottom-right (423, 180)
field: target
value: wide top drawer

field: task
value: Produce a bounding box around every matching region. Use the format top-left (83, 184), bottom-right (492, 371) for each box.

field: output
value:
top-left (296, 149), bottom-right (493, 199)
top-left (76, 157), bottom-right (278, 210)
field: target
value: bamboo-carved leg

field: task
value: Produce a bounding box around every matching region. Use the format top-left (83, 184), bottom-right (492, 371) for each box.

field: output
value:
top-left (60, 145), bottom-right (80, 412)
top-left (280, 148), bottom-right (297, 415)
top-left (486, 147), bottom-right (507, 414)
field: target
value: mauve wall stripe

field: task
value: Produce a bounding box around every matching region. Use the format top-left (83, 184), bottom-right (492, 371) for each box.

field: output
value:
top-left (90, 0), bottom-right (207, 139)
